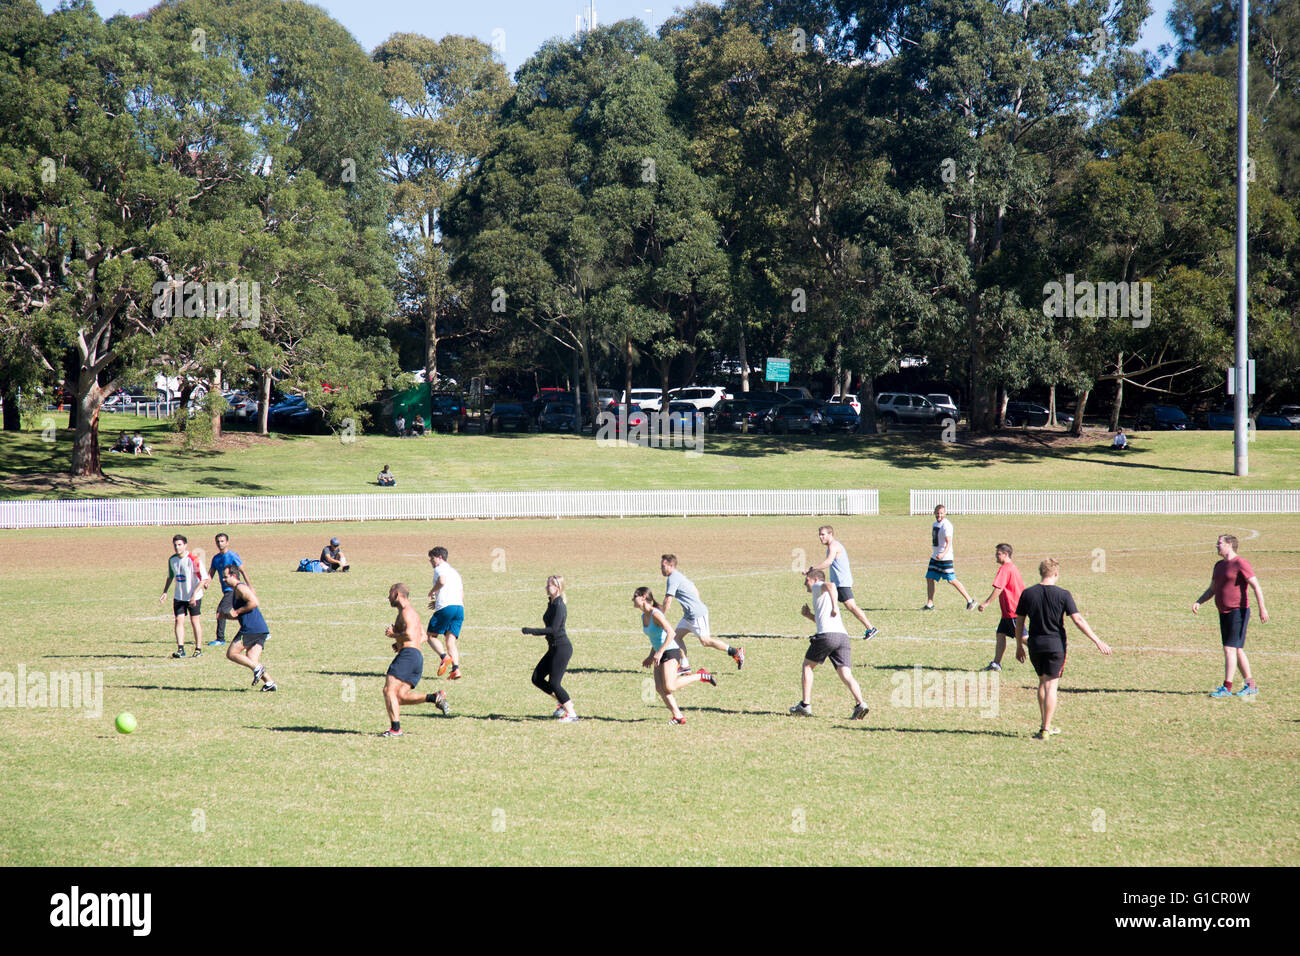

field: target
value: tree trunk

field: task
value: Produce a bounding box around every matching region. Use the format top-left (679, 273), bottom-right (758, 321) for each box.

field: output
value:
top-left (574, 349), bottom-right (583, 431)
top-left (1108, 352), bottom-right (1124, 432)
top-left (737, 321), bottom-right (749, 393)
top-left (2, 384), bottom-right (20, 431)
top-left (210, 367), bottom-right (223, 439)
top-left (623, 336), bottom-right (635, 427)
top-left (1070, 389), bottom-right (1089, 437)
top-left (995, 385), bottom-right (1008, 428)
top-left (70, 372), bottom-right (106, 479)
top-left (1046, 384), bottom-right (1057, 426)
top-left (860, 376), bottom-right (878, 434)
top-left (424, 299), bottom-right (438, 387)
top-left (258, 369), bottom-right (272, 435)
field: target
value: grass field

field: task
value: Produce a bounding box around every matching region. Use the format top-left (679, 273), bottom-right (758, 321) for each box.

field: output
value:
top-left (2, 514), bottom-right (1297, 865)
top-left (2, 411), bottom-right (1298, 513)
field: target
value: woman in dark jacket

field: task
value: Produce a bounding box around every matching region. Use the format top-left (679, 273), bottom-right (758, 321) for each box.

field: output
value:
top-left (523, 575), bottom-right (576, 721)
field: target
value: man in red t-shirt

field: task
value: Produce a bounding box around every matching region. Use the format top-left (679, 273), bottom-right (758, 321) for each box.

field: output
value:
top-left (1193, 534), bottom-right (1269, 698)
top-left (978, 543), bottom-right (1025, 671)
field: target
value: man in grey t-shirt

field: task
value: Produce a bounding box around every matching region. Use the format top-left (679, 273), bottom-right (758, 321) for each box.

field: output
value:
top-left (659, 554), bottom-right (744, 671)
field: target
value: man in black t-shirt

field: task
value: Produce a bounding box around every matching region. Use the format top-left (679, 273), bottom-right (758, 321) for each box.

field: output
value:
top-left (1015, 558), bottom-right (1111, 740)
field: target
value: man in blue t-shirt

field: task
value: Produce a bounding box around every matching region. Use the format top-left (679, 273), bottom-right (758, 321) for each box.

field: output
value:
top-left (660, 554), bottom-right (744, 672)
top-left (208, 532), bottom-right (250, 647)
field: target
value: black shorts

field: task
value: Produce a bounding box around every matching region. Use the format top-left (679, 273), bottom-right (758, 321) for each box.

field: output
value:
top-left (996, 617), bottom-right (1017, 638)
top-left (387, 646), bottom-right (424, 688)
top-left (1029, 648), bottom-right (1067, 679)
top-left (237, 631), bottom-right (268, 648)
top-left (658, 647), bottom-right (684, 666)
top-left (836, 585), bottom-right (855, 603)
top-left (173, 598), bottom-right (201, 617)
top-left (805, 632), bottom-right (851, 668)
top-left (1219, 607), bottom-right (1250, 648)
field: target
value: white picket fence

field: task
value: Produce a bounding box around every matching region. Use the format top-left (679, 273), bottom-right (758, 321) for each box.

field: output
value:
top-left (0, 488), bottom-right (880, 529)
top-left (910, 489), bottom-right (1300, 515)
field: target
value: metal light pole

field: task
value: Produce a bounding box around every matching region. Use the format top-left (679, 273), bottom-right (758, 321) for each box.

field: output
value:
top-left (1233, 0), bottom-right (1250, 476)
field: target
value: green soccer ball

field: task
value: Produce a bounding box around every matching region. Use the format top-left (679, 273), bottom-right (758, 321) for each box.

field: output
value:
top-left (115, 712), bottom-right (137, 734)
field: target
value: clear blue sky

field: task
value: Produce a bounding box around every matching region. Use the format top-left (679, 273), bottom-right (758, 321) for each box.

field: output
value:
top-left (43, 0), bottom-right (1180, 76)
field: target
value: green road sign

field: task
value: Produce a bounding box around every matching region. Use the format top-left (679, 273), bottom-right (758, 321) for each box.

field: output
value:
top-left (765, 358), bottom-right (790, 383)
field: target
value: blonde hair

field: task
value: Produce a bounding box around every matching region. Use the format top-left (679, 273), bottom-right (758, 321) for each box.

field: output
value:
top-left (547, 574), bottom-right (566, 597)
top-left (1038, 558), bottom-right (1060, 579)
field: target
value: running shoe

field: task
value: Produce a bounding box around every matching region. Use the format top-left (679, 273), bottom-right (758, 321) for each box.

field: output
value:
top-left (171, 647), bottom-right (186, 659)
top-left (1209, 685), bottom-right (1233, 698)
top-left (850, 702), bottom-right (869, 720)
top-left (732, 646), bottom-right (745, 670)
top-left (1047, 725), bottom-right (1060, 735)
top-left (552, 705), bottom-right (567, 719)
top-left (252, 664), bottom-right (265, 687)
top-left (260, 681), bottom-right (277, 692)
top-left (381, 728), bottom-right (404, 737)
top-left (448, 666), bottom-right (463, 680)
top-left (679, 658), bottom-right (691, 672)
top-left (984, 661), bottom-right (1002, 672)
top-left (790, 701), bottom-right (813, 717)
top-left (436, 656), bottom-right (451, 677)
top-left (191, 647), bottom-right (203, 658)
top-left (558, 714), bottom-right (579, 723)
top-left (699, 669), bottom-right (717, 687)
top-left (921, 604), bottom-right (934, 611)
top-left (1030, 729), bottom-right (1049, 740)
top-left (1236, 685), bottom-right (1259, 698)
top-left (966, 600), bottom-right (976, 611)
top-left (207, 638), bottom-right (226, 647)
top-left (433, 690), bottom-right (450, 715)
top-left (669, 717), bottom-right (686, 725)
top-left (863, 627), bottom-right (878, 640)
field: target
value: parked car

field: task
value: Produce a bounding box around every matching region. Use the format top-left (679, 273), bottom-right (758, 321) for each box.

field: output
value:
top-left (488, 402), bottom-right (532, 432)
top-left (1136, 403), bottom-right (1191, 431)
top-left (1197, 408), bottom-right (1234, 430)
top-left (667, 386), bottom-right (732, 411)
top-left (537, 401), bottom-right (580, 432)
top-left (597, 402), bottom-right (650, 437)
top-left (1004, 402), bottom-right (1074, 428)
top-left (224, 392), bottom-right (260, 421)
top-left (267, 395), bottom-right (308, 424)
top-left (770, 400), bottom-right (825, 434)
top-left (428, 392), bottom-right (468, 433)
top-left (1278, 405), bottom-right (1300, 426)
top-left (828, 393), bottom-right (861, 415)
top-left (1257, 412), bottom-right (1295, 430)
top-left (926, 394), bottom-right (959, 421)
top-left (819, 401), bottom-right (861, 433)
top-left (623, 388), bottom-right (663, 412)
top-left (713, 397), bottom-right (777, 432)
top-left (777, 386), bottom-right (813, 402)
top-left (664, 401), bottom-right (708, 431)
top-left (875, 392), bottom-right (942, 425)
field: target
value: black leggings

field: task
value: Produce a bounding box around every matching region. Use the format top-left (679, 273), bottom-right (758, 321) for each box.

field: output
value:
top-left (531, 640), bottom-right (572, 705)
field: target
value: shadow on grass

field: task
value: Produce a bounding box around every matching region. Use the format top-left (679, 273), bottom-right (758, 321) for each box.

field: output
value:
top-left (567, 666), bottom-right (642, 675)
top-left (1058, 687), bottom-right (1204, 696)
top-left (450, 711), bottom-right (649, 724)
top-left (121, 683), bottom-right (246, 693)
top-left (686, 705), bottom-right (778, 717)
top-left (262, 725), bottom-right (373, 736)
top-left (44, 653), bottom-right (159, 660)
top-left (847, 725), bottom-right (1022, 739)
top-left (315, 670), bottom-right (379, 678)
top-left (871, 664), bottom-right (984, 673)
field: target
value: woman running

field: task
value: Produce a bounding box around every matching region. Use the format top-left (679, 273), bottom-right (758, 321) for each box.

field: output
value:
top-left (633, 586), bottom-right (716, 725)
top-left (522, 575), bottom-right (577, 721)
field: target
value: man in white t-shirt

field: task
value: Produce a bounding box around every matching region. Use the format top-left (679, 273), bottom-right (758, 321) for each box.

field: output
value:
top-left (158, 533), bottom-right (210, 658)
top-left (426, 546), bottom-right (466, 679)
top-left (790, 569), bottom-right (869, 720)
top-left (923, 504), bottom-right (975, 611)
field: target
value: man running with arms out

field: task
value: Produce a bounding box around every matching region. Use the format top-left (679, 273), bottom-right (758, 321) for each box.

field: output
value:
top-left (790, 569), bottom-right (869, 720)
top-left (1193, 534), bottom-right (1269, 698)
top-left (384, 583), bottom-right (449, 737)
top-left (924, 504), bottom-right (975, 611)
top-left (978, 543), bottom-right (1024, 671)
top-left (659, 554), bottom-right (744, 672)
top-left (159, 534), bottom-right (209, 658)
top-left (207, 532), bottom-right (249, 647)
top-left (218, 566), bottom-right (277, 692)
top-left (810, 525), bottom-right (878, 639)
top-left (427, 547), bottom-right (466, 679)
top-left (1015, 558), bottom-right (1111, 739)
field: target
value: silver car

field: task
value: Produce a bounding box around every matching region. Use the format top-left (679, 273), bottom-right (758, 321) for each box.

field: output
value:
top-left (875, 392), bottom-right (942, 424)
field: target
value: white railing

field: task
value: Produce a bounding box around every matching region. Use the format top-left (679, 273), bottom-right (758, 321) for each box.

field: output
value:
top-left (910, 489), bottom-right (1300, 515)
top-left (0, 488), bottom-right (879, 529)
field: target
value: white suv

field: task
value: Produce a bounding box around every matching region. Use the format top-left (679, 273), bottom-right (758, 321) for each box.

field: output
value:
top-left (829, 393), bottom-right (861, 415)
top-left (668, 386), bottom-right (732, 411)
top-left (623, 388), bottom-right (663, 412)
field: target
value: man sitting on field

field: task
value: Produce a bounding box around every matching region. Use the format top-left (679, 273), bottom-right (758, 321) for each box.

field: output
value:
top-left (321, 537), bottom-right (349, 572)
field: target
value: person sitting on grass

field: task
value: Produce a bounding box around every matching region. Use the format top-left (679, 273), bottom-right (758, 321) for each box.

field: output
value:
top-left (394, 415), bottom-right (407, 437)
top-left (321, 537), bottom-right (349, 572)
top-left (131, 431), bottom-right (153, 456)
top-left (412, 414), bottom-right (426, 437)
top-left (1111, 428), bottom-right (1127, 451)
top-left (378, 465), bottom-right (396, 487)
top-left (110, 431), bottom-right (131, 453)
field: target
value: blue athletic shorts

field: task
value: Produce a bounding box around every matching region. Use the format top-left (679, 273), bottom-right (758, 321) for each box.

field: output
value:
top-left (1219, 607), bottom-right (1250, 648)
top-left (428, 605), bottom-right (464, 637)
top-left (926, 558), bottom-right (956, 582)
top-left (387, 647), bottom-right (424, 688)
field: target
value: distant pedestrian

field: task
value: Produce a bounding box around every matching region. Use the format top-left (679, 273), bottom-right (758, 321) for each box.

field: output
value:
top-left (1193, 534), bottom-right (1269, 698)
top-left (523, 575), bottom-right (576, 720)
top-left (1015, 558), bottom-right (1111, 739)
top-left (977, 543), bottom-right (1024, 671)
top-left (923, 504), bottom-right (975, 610)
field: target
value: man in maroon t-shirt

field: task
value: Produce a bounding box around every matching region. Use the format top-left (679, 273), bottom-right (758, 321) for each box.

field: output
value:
top-left (978, 542), bottom-right (1024, 672)
top-left (1193, 534), bottom-right (1270, 698)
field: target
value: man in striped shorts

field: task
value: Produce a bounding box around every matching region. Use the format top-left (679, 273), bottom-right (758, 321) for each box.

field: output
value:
top-left (923, 504), bottom-right (975, 611)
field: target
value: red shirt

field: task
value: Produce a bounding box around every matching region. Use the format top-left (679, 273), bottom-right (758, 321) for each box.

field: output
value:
top-left (994, 561), bottom-right (1025, 619)
top-left (1212, 556), bottom-right (1256, 612)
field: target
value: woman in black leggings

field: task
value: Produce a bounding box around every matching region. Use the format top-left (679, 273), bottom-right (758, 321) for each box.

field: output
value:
top-left (523, 575), bottom-right (576, 721)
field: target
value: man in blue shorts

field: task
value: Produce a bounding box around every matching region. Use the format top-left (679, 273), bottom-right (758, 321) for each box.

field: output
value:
top-left (923, 504), bottom-right (975, 611)
top-left (384, 583), bottom-right (449, 737)
top-left (207, 532), bottom-right (250, 647)
top-left (427, 547), bottom-right (466, 679)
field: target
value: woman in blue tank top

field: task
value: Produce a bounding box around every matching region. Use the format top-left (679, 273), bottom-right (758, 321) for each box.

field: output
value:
top-left (219, 566), bottom-right (277, 691)
top-left (633, 587), bottom-right (716, 724)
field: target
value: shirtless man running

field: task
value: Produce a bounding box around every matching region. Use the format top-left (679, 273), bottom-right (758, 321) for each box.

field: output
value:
top-left (382, 583), bottom-right (449, 737)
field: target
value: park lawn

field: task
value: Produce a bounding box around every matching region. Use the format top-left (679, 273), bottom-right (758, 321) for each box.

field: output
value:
top-left (0, 514), bottom-right (1296, 865)
top-left (0, 412), bottom-right (1297, 513)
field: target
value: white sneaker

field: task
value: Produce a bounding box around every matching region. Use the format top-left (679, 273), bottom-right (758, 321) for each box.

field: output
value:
top-left (984, 661), bottom-right (1002, 672)
top-left (789, 702), bottom-right (813, 717)
top-left (558, 713), bottom-right (579, 723)
top-left (552, 706), bottom-right (566, 719)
